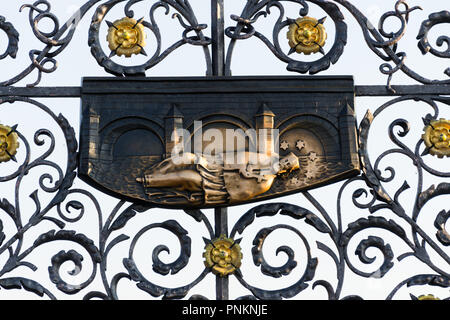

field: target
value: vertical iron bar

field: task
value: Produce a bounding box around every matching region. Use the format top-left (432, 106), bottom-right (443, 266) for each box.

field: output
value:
top-left (211, 0), bottom-right (225, 76)
top-left (214, 207), bottom-right (229, 300)
top-left (214, 207), bottom-right (228, 238)
top-left (211, 0), bottom-right (228, 301)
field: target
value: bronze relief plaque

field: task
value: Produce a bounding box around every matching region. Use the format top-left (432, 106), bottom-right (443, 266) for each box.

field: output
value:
top-left (79, 76), bottom-right (360, 208)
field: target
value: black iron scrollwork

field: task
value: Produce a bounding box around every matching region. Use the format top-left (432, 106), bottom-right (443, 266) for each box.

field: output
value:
top-left (0, 0), bottom-right (100, 87)
top-left (2, 101), bottom-right (450, 301)
top-left (0, 0), bottom-right (212, 86)
top-left (88, 0), bottom-right (212, 76)
top-left (329, 0), bottom-right (450, 86)
top-left (0, 0), bottom-right (448, 86)
top-left (0, 16), bottom-right (19, 60)
top-left (227, 0), bottom-right (450, 88)
top-left (228, 203), bottom-right (329, 300)
top-left (417, 10), bottom-right (450, 60)
top-left (225, 0), bottom-right (347, 75)
top-left (0, 0), bottom-right (449, 300)
top-left (0, 96), bottom-right (84, 298)
top-left (349, 95), bottom-right (450, 298)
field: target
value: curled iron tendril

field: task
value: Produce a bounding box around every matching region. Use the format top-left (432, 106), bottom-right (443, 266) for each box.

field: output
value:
top-left (88, 0), bottom-right (211, 77)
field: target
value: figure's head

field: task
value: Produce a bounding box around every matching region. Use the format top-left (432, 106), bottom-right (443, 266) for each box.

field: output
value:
top-left (277, 152), bottom-right (300, 174)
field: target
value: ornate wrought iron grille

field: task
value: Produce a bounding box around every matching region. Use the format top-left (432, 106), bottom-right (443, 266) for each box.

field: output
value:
top-left (0, 0), bottom-right (448, 300)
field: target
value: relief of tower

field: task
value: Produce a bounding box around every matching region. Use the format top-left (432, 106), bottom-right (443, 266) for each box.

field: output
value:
top-left (255, 103), bottom-right (276, 156)
top-left (164, 104), bottom-right (184, 159)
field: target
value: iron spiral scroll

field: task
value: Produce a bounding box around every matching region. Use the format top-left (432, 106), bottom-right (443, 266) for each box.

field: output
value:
top-left (0, 0), bottom-right (448, 300)
top-left (0, 0), bottom-right (448, 85)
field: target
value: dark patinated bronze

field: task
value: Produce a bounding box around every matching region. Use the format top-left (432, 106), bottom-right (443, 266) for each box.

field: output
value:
top-left (79, 76), bottom-right (359, 208)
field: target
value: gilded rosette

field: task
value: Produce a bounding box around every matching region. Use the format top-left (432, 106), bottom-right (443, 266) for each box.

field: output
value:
top-left (0, 124), bottom-right (19, 163)
top-left (203, 235), bottom-right (242, 277)
top-left (287, 16), bottom-right (327, 55)
top-left (107, 17), bottom-right (146, 57)
top-left (422, 118), bottom-right (450, 158)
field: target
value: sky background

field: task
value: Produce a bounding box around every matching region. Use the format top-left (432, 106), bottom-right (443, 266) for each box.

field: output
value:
top-left (0, 0), bottom-right (448, 300)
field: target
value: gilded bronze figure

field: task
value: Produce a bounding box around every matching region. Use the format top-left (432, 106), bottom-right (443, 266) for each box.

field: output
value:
top-left (137, 151), bottom-right (300, 205)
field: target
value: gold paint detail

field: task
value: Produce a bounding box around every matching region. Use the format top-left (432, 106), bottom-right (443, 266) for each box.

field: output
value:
top-left (287, 16), bottom-right (327, 55)
top-left (203, 235), bottom-right (242, 277)
top-left (418, 294), bottom-right (440, 300)
top-left (107, 17), bottom-right (146, 57)
top-left (0, 124), bottom-right (19, 163)
top-left (422, 118), bottom-right (450, 158)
